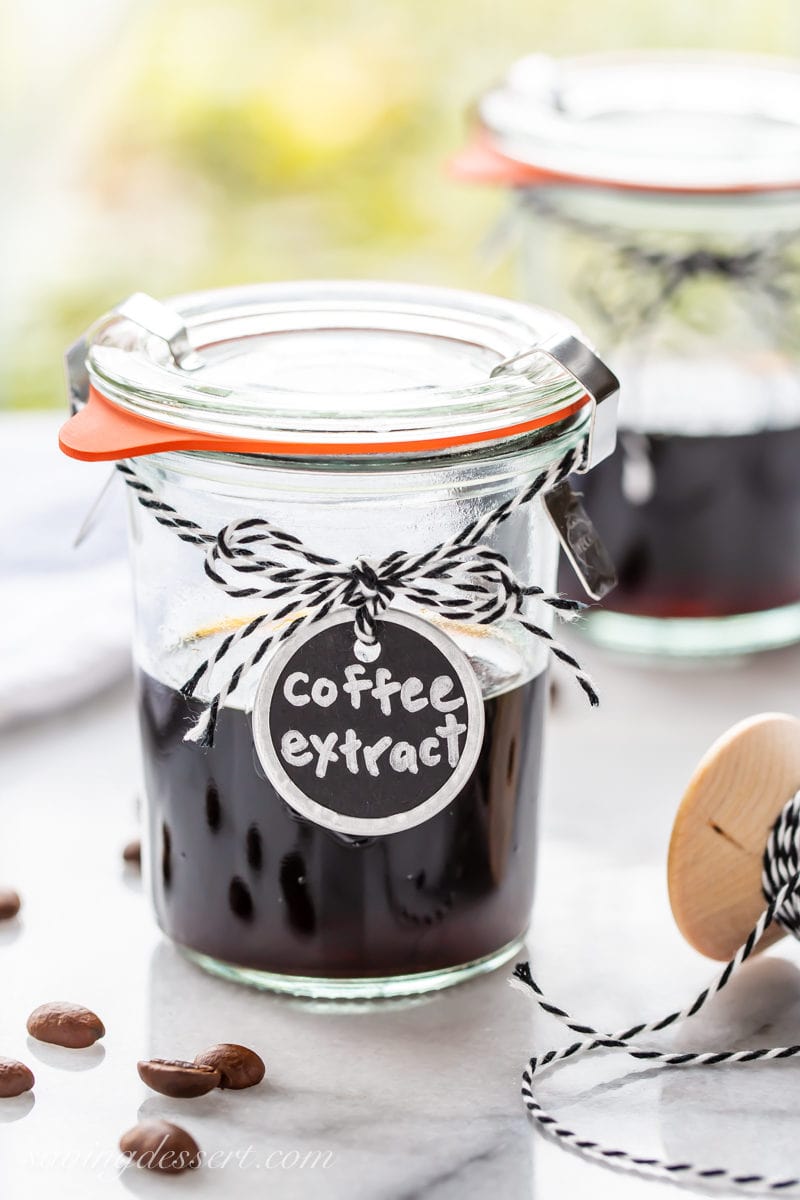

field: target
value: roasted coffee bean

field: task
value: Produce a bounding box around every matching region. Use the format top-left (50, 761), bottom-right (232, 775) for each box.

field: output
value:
top-left (0, 1057), bottom-right (34, 1097)
top-left (119, 1120), bottom-right (200, 1172)
top-left (194, 1043), bottom-right (265, 1090)
top-left (137, 1058), bottom-right (220, 1098)
top-left (122, 840), bottom-right (141, 867)
top-left (0, 888), bottom-right (21, 921)
top-left (27, 1002), bottom-right (105, 1048)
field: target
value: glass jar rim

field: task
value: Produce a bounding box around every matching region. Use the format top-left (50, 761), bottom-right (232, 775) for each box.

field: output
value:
top-left (64, 281), bottom-right (596, 461)
top-left (476, 50), bottom-right (800, 193)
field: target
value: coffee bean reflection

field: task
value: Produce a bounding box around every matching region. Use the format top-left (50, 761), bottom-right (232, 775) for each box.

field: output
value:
top-left (246, 825), bottom-right (263, 872)
top-left (205, 784), bottom-right (222, 832)
top-left (279, 853), bottom-right (316, 936)
top-left (161, 823), bottom-right (172, 888)
top-left (229, 877), bottom-right (254, 922)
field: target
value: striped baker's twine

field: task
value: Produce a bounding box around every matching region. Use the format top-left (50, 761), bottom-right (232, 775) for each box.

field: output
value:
top-left (516, 192), bottom-right (800, 340)
top-left (515, 789), bottom-right (800, 1192)
top-left (118, 445), bottom-right (596, 747)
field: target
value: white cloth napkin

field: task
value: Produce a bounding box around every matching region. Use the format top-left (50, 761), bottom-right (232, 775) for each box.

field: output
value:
top-left (0, 412), bottom-right (131, 726)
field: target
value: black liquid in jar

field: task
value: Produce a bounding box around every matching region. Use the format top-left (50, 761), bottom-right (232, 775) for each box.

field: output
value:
top-left (137, 668), bottom-right (546, 979)
top-left (560, 428), bottom-right (800, 618)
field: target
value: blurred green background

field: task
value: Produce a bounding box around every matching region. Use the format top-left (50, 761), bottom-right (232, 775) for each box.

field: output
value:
top-left (5, 0), bottom-right (800, 410)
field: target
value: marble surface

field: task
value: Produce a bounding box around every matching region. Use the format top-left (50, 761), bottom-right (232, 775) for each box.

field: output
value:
top-left (3, 637), bottom-right (800, 1198)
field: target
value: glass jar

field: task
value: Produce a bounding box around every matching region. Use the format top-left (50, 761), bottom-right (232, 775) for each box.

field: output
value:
top-left (457, 52), bottom-right (800, 657)
top-left (61, 281), bottom-right (617, 998)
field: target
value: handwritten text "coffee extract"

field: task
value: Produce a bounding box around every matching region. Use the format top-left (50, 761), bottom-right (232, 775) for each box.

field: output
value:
top-left (278, 665), bottom-right (467, 779)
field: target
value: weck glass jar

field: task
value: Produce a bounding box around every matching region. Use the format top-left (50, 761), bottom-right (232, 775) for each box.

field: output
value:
top-left (60, 281), bottom-right (617, 998)
top-left (457, 52), bottom-right (800, 657)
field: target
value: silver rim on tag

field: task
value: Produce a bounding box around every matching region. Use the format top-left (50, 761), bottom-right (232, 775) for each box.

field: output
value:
top-left (252, 610), bottom-right (486, 837)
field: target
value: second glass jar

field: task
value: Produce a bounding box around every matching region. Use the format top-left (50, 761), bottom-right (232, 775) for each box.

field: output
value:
top-left (463, 51), bottom-right (800, 657)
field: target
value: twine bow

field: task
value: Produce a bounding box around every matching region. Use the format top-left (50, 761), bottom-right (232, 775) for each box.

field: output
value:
top-left (519, 192), bottom-right (800, 341)
top-left (118, 446), bottom-right (597, 748)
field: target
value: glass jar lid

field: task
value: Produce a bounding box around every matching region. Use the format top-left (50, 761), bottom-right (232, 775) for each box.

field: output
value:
top-left (475, 51), bottom-right (800, 193)
top-left (61, 281), bottom-right (617, 465)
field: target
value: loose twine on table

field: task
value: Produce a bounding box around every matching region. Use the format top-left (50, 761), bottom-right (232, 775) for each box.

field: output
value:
top-left (117, 444), bottom-right (597, 747)
top-left (515, 790), bottom-right (800, 1193)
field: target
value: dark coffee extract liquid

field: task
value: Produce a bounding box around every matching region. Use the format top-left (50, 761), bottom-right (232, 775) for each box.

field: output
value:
top-left (138, 669), bottom-right (546, 979)
top-left (561, 428), bottom-right (800, 618)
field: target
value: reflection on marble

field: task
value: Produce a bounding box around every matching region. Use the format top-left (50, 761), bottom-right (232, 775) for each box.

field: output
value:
top-left (26, 1039), bottom-right (106, 1072)
top-left (0, 1093), bottom-right (35, 1124)
top-left (0, 921), bottom-right (24, 948)
top-left (143, 940), bottom-right (536, 1199)
top-left (526, 954), bottom-right (800, 1194)
top-left (659, 957), bottom-right (800, 1182)
top-left (3, 643), bottom-right (800, 1198)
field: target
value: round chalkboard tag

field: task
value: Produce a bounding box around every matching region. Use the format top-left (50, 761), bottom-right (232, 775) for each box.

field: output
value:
top-left (252, 610), bottom-right (485, 836)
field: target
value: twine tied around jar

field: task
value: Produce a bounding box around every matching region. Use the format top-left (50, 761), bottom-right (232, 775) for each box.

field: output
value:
top-left (514, 790), bottom-right (800, 1192)
top-left (118, 443), bottom-right (598, 748)
top-left (512, 192), bottom-right (800, 340)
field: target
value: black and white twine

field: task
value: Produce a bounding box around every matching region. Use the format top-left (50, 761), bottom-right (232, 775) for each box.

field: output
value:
top-left (118, 445), bottom-right (596, 746)
top-left (511, 192), bottom-right (800, 340)
top-left (515, 789), bottom-right (800, 1192)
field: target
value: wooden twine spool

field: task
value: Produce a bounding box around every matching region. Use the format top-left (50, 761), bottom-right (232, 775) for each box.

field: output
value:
top-left (668, 713), bottom-right (800, 961)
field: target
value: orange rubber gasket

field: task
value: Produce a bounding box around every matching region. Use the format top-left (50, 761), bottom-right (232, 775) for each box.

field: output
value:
top-left (58, 384), bottom-right (591, 462)
top-left (449, 135), bottom-right (800, 196)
